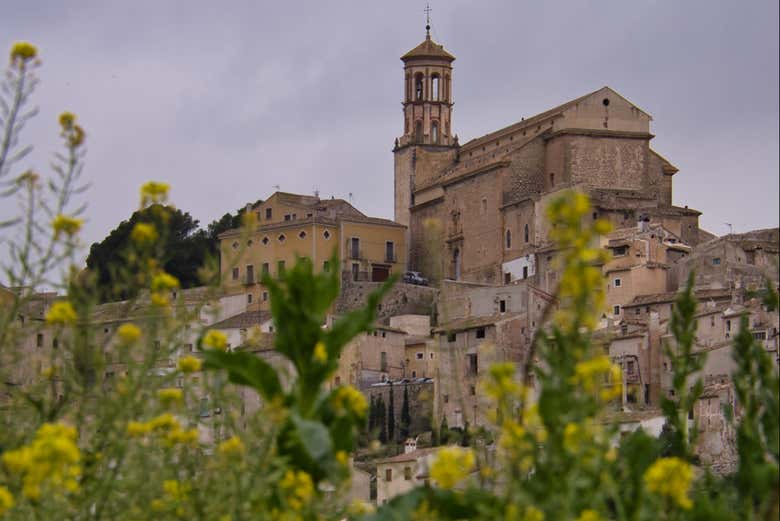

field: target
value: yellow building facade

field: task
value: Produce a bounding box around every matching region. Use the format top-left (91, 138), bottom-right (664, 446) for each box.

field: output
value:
top-left (219, 192), bottom-right (407, 309)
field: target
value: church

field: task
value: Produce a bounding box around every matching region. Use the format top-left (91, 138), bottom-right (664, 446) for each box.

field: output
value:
top-left (393, 26), bottom-right (708, 291)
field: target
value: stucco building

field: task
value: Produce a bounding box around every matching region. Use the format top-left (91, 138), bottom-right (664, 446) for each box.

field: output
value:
top-left (219, 191), bottom-right (407, 309)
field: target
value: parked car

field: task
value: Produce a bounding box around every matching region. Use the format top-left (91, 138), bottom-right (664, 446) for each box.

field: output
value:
top-left (403, 271), bottom-right (429, 286)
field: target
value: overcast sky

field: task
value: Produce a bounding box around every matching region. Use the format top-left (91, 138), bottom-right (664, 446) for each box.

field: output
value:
top-left (2, 0), bottom-right (778, 258)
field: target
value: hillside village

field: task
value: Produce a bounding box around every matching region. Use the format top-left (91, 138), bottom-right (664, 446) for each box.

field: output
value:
top-left (3, 29), bottom-right (778, 505)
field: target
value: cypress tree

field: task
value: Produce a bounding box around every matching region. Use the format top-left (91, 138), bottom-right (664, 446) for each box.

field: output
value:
top-left (440, 415), bottom-right (449, 445)
top-left (378, 395), bottom-right (388, 444)
top-left (368, 395), bottom-right (376, 433)
top-left (400, 385), bottom-right (411, 440)
top-left (387, 383), bottom-right (396, 444)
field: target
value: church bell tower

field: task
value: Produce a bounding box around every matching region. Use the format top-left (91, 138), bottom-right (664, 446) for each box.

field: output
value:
top-left (393, 20), bottom-right (457, 232)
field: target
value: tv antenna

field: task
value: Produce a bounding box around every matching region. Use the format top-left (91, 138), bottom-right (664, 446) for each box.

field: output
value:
top-left (724, 222), bottom-right (733, 235)
top-left (273, 184), bottom-right (280, 192)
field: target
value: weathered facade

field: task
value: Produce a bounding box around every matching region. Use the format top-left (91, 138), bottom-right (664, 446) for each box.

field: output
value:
top-left (220, 191), bottom-right (407, 309)
top-left (393, 33), bottom-right (707, 288)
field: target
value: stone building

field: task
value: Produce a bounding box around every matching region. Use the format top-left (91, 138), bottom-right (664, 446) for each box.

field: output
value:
top-left (219, 191), bottom-right (407, 309)
top-left (393, 30), bottom-right (706, 287)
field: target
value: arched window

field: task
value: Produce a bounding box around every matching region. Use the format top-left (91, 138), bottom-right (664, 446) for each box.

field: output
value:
top-left (431, 75), bottom-right (440, 101)
top-left (414, 73), bottom-right (424, 101)
top-left (524, 224), bottom-right (529, 243)
top-left (505, 229), bottom-right (512, 249)
top-left (431, 121), bottom-right (439, 144)
top-left (414, 120), bottom-right (423, 143)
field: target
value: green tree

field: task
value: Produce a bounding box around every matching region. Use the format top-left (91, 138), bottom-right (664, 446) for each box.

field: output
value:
top-left (400, 385), bottom-right (411, 441)
top-left (387, 383), bottom-right (396, 444)
top-left (378, 395), bottom-right (388, 444)
top-left (85, 205), bottom-right (210, 301)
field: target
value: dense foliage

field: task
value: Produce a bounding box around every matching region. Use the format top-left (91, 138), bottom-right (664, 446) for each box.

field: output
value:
top-left (85, 202), bottom-right (260, 302)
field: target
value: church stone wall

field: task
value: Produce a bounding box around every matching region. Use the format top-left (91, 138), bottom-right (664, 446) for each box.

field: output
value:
top-left (505, 137), bottom-right (546, 204)
top-left (445, 169), bottom-right (509, 284)
top-left (567, 136), bottom-right (648, 192)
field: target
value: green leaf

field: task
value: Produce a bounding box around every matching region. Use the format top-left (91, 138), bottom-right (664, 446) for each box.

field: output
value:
top-left (289, 413), bottom-right (333, 466)
top-left (202, 350), bottom-right (283, 401)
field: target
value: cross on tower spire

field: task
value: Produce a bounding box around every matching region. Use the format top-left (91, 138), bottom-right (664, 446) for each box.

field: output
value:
top-left (424, 3), bottom-right (432, 39)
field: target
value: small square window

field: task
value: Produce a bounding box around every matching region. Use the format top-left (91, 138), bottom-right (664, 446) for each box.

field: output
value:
top-left (278, 234), bottom-right (286, 242)
top-left (232, 267), bottom-right (239, 280)
top-left (298, 230), bottom-right (307, 239)
top-left (476, 327), bottom-right (486, 339)
top-left (265, 208), bottom-right (272, 219)
top-left (447, 332), bottom-right (456, 342)
top-left (262, 292), bottom-right (268, 301)
top-left (323, 230), bottom-right (331, 239)
top-left (261, 236), bottom-right (269, 245)
top-left (416, 352), bottom-right (424, 360)
top-left (613, 305), bottom-right (621, 315)
top-left (712, 257), bottom-right (721, 265)
top-left (614, 278), bottom-right (622, 287)
top-left (247, 294), bottom-right (253, 304)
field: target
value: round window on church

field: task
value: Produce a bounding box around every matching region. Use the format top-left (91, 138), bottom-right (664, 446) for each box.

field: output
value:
top-left (603, 98), bottom-right (610, 106)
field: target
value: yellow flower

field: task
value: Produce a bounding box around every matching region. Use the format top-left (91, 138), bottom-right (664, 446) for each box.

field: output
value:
top-left (330, 385), bottom-right (368, 417)
top-left (151, 292), bottom-right (170, 307)
top-left (279, 470), bottom-right (314, 511)
top-left (218, 436), bottom-right (245, 458)
top-left (313, 341), bottom-right (327, 363)
top-left (0, 485), bottom-right (13, 515)
top-left (157, 388), bottom-right (183, 405)
top-left (430, 446), bottom-right (475, 489)
top-left (140, 181), bottom-right (170, 207)
top-left (522, 505), bottom-right (544, 521)
top-left (117, 323), bottom-right (142, 344)
top-left (1, 423), bottom-right (81, 499)
top-left (575, 510), bottom-right (604, 521)
top-left (165, 427), bottom-right (199, 447)
top-left (45, 301), bottom-right (78, 325)
top-left (203, 329), bottom-right (228, 351)
top-left (150, 498), bottom-right (166, 512)
top-left (148, 413), bottom-right (180, 432)
top-left (177, 355), bottom-right (202, 373)
top-left (17, 169), bottom-right (39, 186)
top-left (348, 499), bottom-right (375, 516)
top-left (59, 111), bottom-right (75, 129)
top-left (127, 421), bottom-right (150, 437)
top-left (564, 422), bottom-right (588, 454)
top-left (151, 272), bottom-right (179, 292)
top-left (484, 362), bottom-right (521, 401)
top-left (644, 457), bottom-right (694, 509)
top-left (163, 480), bottom-right (189, 501)
top-left (336, 450), bottom-right (349, 466)
top-left (51, 214), bottom-right (83, 238)
top-left (10, 41), bottom-right (37, 64)
top-left (68, 125), bottom-right (86, 147)
top-left (130, 222), bottom-right (158, 245)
